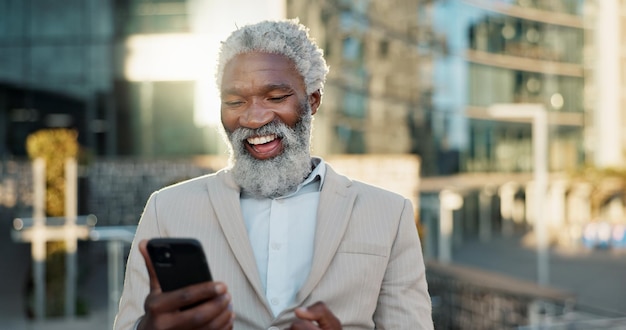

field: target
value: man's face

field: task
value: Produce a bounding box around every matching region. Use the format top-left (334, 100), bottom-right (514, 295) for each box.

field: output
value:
top-left (220, 52), bottom-right (320, 160)
top-left (219, 52), bottom-right (321, 198)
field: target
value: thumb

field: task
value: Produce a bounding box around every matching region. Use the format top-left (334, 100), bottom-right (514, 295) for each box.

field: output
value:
top-left (139, 239), bottom-right (162, 293)
top-left (294, 307), bottom-right (315, 320)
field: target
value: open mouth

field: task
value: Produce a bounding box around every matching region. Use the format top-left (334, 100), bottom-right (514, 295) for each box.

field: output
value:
top-left (247, 134), bottom-right (277, 146)
top-left (245, 133), bottom-right (282, 158)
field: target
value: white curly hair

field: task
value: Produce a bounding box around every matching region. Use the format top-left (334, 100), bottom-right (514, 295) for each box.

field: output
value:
top-left (216, 18), bottom-right (329, 95)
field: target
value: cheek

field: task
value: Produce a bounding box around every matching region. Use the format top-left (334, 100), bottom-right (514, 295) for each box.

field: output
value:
top-left (277, 107), bottom-right (303, 127)
top-left (220, 109), bottom-right (238, 132)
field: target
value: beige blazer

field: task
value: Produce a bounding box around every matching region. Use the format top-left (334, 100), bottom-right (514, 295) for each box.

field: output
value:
top-left (114, 164), bottom-right (433, 329)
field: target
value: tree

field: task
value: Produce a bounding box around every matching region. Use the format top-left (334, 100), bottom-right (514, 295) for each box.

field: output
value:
top-left (25, 128), bottom-right (80, 317)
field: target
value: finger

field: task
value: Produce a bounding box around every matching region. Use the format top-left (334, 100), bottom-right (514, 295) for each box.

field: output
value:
top-left (139, 239), bottom-right (161, 292)
top-left (202, 293), bottom-right (235, 329)
top-left (294, 301), bottom-right (326, 320)
top-left (174, 291), bottom-right (234, 329)
top-left (294, 302), bottom-right (341, 329)
top-left (141, 283), bottom-right (231, 328)
top-left (162, 281), bottom-right (229, 312)
top-left (294, 307), bottom-right (316, 320)
top-left (289, 319), bottom-right (318, 330)
top-left (206, 308), bottom-right (235, 330)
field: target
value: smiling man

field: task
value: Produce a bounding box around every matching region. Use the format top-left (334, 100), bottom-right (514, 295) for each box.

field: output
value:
top-left (221, 51), bottom-right (320, 198)
top-left (115, 19), bottom-right (433, 330)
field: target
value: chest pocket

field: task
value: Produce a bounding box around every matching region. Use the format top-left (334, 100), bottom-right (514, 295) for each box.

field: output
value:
top-left (337, 242), bottom-right (388, 257)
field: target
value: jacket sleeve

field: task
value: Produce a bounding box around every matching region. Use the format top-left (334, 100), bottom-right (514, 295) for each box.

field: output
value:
top-left (113, 192), bottom-right (161, 330)
top-left (373, 198), bottom-right (434, 329)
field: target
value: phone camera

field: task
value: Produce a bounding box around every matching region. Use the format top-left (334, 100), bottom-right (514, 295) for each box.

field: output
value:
top-left (154, 246), bottom-right (174, 265)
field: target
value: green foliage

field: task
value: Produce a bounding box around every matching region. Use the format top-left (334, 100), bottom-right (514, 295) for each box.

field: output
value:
top-left (26, 129), bottom-right (79, 216)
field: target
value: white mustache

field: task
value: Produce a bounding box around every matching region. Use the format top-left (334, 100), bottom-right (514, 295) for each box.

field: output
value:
top-left (229, 121), bottom-right (291, 149)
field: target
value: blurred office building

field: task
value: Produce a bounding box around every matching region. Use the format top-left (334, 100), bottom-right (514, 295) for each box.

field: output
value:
top-left (0, 0), bottom-right (438, 166)
top-left (0, 0), bottom-right (285, 158)
top-left (426, 0), bottom-right (589, 176)
top-left (291, 1), bottom-right (597, 179)
top-left (287, 0), bottom-right (438, 165)
top-left (2, 2), bottom-right (625, 221)
top-left (0, 0), bottom-right (116, 156)
top-left (0, 0), bottom-right (435, 163)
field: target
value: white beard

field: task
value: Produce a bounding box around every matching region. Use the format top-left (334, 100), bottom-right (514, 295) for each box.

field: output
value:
top-left (223, 103), bottom-right (313, 199)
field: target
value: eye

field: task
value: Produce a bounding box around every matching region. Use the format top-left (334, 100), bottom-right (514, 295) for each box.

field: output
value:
top-left (223, 100), bottom-right (244, 107)
top-left (268, 94), bottom-right (292, 102)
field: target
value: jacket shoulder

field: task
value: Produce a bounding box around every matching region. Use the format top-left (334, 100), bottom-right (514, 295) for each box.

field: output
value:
top-left (325, 166), bottom-right (409, 210)
top-left (152, 170), bottom-right (230, 200)
top-left (327, 166), bottom-right (406, 200)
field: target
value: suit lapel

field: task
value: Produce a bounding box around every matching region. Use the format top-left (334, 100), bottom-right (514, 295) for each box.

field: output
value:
top-left (206, 170), bottom-right (271, 312)
top-left (296, 166), bottom-right (356, 302)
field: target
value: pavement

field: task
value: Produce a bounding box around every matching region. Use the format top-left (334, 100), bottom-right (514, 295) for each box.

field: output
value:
top-left (2, 205), bottom-right (626, 329)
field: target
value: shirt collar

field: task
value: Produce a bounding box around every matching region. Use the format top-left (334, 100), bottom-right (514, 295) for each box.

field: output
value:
top-left (278, 157), bottom-right (325, 198)
top-left (301, 156), bottom-right (326, 190)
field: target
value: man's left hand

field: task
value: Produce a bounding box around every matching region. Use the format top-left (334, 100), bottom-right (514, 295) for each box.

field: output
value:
top-left (289, 302), bottom-right (342, 330)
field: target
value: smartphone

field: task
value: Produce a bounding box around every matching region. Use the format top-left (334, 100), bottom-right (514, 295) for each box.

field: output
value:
top-left (147, 238), bottom-right (213, 297)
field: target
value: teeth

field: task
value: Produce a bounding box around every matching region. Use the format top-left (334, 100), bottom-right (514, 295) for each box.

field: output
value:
top-left (247, 134), bottom-right (277, 145)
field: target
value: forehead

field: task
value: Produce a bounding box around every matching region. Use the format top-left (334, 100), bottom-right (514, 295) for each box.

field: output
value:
top-left (221, 52), bottom-right (305, 92)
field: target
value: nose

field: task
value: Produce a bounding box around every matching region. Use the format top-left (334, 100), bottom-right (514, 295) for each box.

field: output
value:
top-left (239, 100), bottom-right (274, 129)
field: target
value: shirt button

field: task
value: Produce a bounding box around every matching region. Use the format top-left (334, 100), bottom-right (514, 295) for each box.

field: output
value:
top-left (271, 242), bottom-right (281, 250)
top-left (271, 298), bottom-right (279, 305)
top-left (268, 327), bottom-right (280, 330)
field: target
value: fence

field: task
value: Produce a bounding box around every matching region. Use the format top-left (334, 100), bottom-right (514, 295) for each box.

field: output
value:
top-left (427, 260), bottom-right (576, 329)
top-left (1, 154), bottom-right (420, 226)
top-left (0, 157), bottom-right (218, 225)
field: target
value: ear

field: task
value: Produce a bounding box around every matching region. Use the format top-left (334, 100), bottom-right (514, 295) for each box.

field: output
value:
top-left (308, 90), bottom-right (322, 115)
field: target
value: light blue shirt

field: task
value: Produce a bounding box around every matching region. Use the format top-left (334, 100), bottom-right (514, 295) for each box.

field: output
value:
top-left (240, 158), bottom-right (326, 316)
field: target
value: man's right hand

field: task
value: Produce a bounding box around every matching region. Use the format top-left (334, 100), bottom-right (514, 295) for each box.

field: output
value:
top-left (136, 240), bottom-right (235, 330)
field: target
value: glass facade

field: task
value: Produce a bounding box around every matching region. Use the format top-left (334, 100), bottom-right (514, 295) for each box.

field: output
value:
top-left (0, 0), bottom-right (286, 158)
top-left (468, 14), bottom-right (584, 64)
top-left (0, 0), bottom-right (116, 157)
top-left (468, 64), bottom-right (584, 113)
top-left (290, 0), bottom-right (430, 157)
top-left (433, 0), bottom-right (587, 174)
top-left (116, 0), bottom-right (190, 35)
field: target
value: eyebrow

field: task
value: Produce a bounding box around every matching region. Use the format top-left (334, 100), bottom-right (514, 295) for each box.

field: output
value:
top-left (222, 83), bottom-right (295, 96)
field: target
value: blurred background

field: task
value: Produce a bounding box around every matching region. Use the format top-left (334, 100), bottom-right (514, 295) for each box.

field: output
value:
top-left (1, 0), bottom-right (626, 329)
